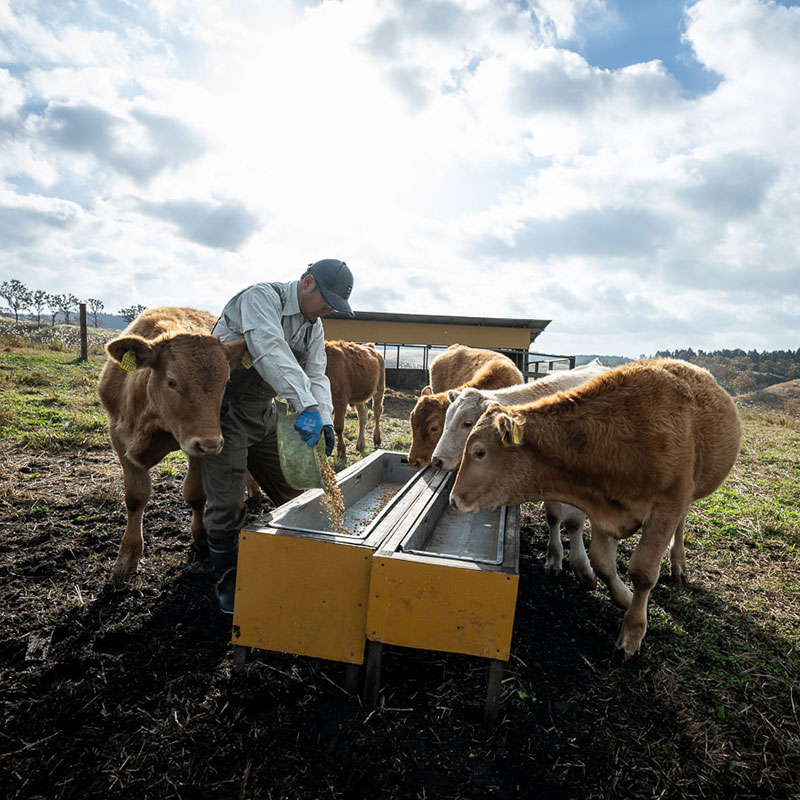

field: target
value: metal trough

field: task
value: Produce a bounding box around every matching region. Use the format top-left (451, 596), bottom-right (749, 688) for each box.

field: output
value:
top-left (232, 450), bottom-right (447, 665)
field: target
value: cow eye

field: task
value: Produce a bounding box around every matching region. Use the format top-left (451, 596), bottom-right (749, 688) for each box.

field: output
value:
top-left (461, 420), bottom-right (473, 429)
top-left (167, 378), bottom-right (178, 390)
top-left (430, 424), bottom-right (439, 433)
top-left (474, 447), bottom-right (486, 460)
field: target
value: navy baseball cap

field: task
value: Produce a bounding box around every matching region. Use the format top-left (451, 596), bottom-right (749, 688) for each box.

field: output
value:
top-left (307, 259), bottom-right (354, 317)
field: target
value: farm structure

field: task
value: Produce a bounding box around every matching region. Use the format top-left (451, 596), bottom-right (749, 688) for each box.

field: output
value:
top-left (322, 310), bottom-right (569, 388)
top-left (232, 449), bottom-right (521, 719)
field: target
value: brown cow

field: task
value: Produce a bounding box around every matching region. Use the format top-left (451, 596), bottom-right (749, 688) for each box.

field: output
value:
top-left (97, 307), bottom-right (247, 586)
top-left (450, 358), bottom-right (742, 660)
top-left (325, 340), bottom-right (385, 460)
top-left (409, 344), bottom-right (523, 467)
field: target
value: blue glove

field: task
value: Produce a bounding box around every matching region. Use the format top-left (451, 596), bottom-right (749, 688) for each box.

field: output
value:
top-left (322, 425), bottom-right (335, 457)
top-left (295, 409), bottom-right (323, 446)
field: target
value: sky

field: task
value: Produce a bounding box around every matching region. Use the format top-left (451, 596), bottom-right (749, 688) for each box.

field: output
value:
top-left (1, 0), bottom-right (799, 358)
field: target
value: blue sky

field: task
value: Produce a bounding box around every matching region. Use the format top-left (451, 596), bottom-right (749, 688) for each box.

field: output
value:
top-left (1, 0), bottom-right (799, 357)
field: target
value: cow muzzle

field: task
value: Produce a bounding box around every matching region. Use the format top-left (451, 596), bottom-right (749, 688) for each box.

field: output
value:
top-left (184, 435), bottom-right (225, 458)
top-left (449, 492), bottom-right (478, 514)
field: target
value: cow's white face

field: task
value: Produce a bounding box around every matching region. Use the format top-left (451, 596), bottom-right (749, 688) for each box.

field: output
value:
top-left (431, 388), bottom-right (487, 471)
top-left (450, 406), bottom-right (523, 513)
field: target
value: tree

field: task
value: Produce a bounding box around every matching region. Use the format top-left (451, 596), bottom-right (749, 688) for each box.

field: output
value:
top-left (30, 290), bottom-right (49, 327)
top-left (118, 304), bottom-right (147, 323)
top-left (46, 294), bottom-right (60, 326)
top-left (0, 279), bottom-right (32, 322)
top-left (52, 293), bottom-right (81, 325)
top-left (87, 298), bottom-right (104, 327)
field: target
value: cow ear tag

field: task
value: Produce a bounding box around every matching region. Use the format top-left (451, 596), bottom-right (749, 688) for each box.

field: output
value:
top-left (119, 350), bottom-right (137, 372)
top-left (501, 422), bottom-right (521, 447)
top-left (241, 350), bottom-right (253, 369)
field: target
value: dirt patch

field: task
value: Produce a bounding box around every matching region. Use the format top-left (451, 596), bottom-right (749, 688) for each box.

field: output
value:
top-left (0, 397), bottom-right (797, 799)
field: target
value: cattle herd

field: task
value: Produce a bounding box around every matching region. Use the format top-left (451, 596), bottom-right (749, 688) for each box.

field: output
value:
top-left (98, 307), bottom-right (742, 662)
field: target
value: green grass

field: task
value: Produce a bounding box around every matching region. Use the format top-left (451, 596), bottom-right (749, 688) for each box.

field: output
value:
top-left (686, 407), bottom-right (800, 551)
top-left (0, 348), bottom-right (108, 451)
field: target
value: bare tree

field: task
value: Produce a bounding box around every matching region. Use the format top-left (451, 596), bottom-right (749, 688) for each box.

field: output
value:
top-left (0, 279), bottom-right (32, 322)
top-left (87, 298), bottom-right (104, 327)
top-left (118, 304), bottom-right (147, 323)
top-left (52, 293), bottom-right (81, 325)
top-left (30, 290), bottom-right (49, 327)
top-left (46, 294), bottom-right (60, 326)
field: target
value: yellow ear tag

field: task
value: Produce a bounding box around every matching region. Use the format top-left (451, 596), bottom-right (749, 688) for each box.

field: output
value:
top-left (501, 422), bottom-right (521, 447)
top-left (241, 350), bottom-right (253, 369)
top-left (119, 350), bottom-right (137, 372)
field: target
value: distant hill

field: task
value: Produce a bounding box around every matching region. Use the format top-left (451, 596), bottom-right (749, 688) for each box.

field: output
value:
top-left (736, 379), bottom-right (800, 418)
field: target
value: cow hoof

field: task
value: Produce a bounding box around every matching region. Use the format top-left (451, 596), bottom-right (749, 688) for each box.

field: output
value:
top-left (579, 573), bottom-right (598, 591)
top-left (672, 569), bottom-right (688, 586)
top-left (110, 568), bottom-right (133, 589)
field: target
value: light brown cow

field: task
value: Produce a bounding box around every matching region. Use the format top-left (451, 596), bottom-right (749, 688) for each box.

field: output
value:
top-left (325, 340), bottom-right (385, 460)
top-left (409, 344), bottom-right (523, 468)
top-left (97, 307), bottom-right (247, 586)
top-left (450, 358), bottom-right (742, 660)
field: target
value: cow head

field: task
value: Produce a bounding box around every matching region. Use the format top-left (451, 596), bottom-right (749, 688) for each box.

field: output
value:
top-left (430, 387), bottom-right (489, 471)
top-left (106, 333), bottom-right (248, 458)
top-left (450, 404), bottom-right (527, 513)
top-left (408, 391), bottom-right (451, 468)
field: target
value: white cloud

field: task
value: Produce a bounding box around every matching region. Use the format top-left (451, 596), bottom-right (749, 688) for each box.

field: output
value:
top-left (0, 0), bottom-right (798, 356)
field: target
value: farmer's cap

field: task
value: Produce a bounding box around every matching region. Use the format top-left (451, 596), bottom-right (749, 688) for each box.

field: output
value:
top-left (306, 259), bottom-right (354, 317)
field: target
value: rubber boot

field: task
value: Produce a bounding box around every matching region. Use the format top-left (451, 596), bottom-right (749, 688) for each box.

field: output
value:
top-left (209, 544), bottom-right (238, 615)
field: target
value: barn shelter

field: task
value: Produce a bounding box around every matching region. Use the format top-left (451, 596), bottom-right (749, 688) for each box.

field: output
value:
top-left (322, 310), bottom-right (561, 389)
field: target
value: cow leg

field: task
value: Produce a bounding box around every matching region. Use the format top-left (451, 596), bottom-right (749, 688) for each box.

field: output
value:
top-left (589, 530), bottom-right (632, 610)
top-left (183, 456), bottom-right (207, 554)
top-left (562, 508), bottom-right (596, 590)
top-left (112, 457), bottom-right (152, 586)
top-left (355, 403), bottom-right (368, 452)
top-left (615, 506), bottom-right (687, 660)
top-left (333, 399), bottom-right (348, 460)
top-left (669, 516), bottom-right (688, 585)
top-left (372, 382), bottom-right (384, 449)
top-left (543, 501), bottom-right (565, 577)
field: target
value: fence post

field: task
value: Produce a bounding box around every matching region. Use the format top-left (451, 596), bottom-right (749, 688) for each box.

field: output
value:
top-left (79, 303), bottom-right (88, 362)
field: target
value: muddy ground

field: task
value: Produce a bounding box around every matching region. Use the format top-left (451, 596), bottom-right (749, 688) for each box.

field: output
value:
top-left (0, 389), bottom-right (796, 800)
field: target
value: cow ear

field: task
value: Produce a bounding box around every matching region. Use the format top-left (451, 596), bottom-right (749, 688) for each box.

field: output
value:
top-left (493, 411), bottom-right (522, 447)
top-left (223, 339), bottom-right (250, 370)
top-left (421, 385), bottom-right (433, 396)
top-left (106, 335), bottom-right (155, 371)
top-left (447, 389), bottom-right (461, 403)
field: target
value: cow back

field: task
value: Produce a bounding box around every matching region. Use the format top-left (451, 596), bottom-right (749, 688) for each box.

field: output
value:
top-left (325, 340), bottom-right (385, 405)
top-left (429, 344), bottom-right (521, 392)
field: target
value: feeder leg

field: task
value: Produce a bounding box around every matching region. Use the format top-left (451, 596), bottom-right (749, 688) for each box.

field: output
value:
top-left (344, 663), bottom-right (360, 695)
top-left (485, 659), bottom-right (505, 721)
top-left (362, 641), bottom-right (383, 707)
top-left (232, 645), bottom-right (251, 666)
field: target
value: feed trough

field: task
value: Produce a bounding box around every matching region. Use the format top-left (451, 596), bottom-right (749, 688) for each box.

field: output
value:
top-left (232, 450), bottom-right (448, 666)
top-left (365, 471), bottom-right (521, 719)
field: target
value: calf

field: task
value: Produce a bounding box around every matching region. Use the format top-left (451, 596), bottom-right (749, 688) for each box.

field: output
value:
top-left (97, 307), bottom-right (247, 586)
top-left (325, 340), bottom-right (385, 460)
top-left (431, 359), bottom-right (610, 587)
top-left (409, 345), bottom-right (523, 467)
top-left (450, 358), bottom-right (742, 659)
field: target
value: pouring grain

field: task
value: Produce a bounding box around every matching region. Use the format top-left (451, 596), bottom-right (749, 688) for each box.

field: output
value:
top-left (319, 454), bottom-right (348, 534)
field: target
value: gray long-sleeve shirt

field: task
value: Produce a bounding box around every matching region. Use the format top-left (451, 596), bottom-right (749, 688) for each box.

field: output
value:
top-left (212, 281), bottom-right (333, 426)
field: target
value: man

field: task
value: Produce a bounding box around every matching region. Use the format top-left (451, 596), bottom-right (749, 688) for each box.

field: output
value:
top-left (202, 259), bottom-right (355, 614)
